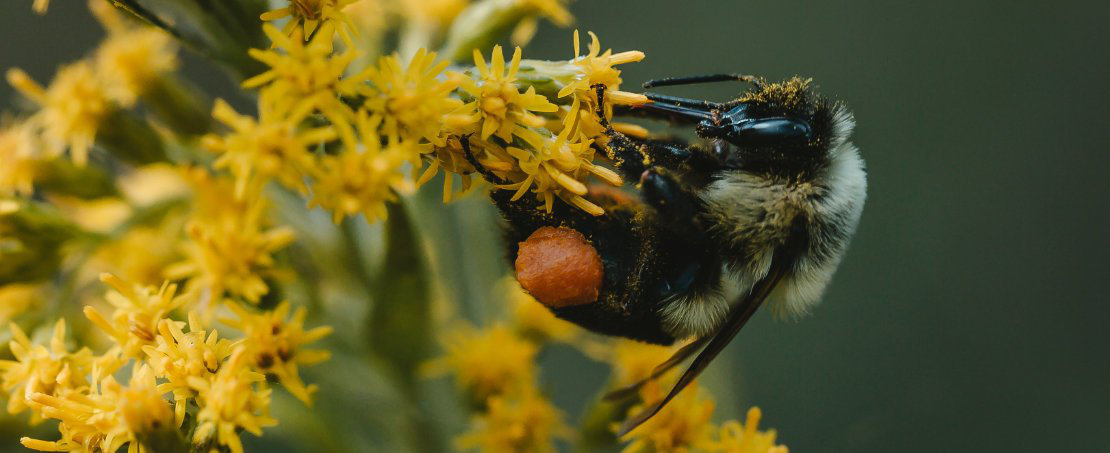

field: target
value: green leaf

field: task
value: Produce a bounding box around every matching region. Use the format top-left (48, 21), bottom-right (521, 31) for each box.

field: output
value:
top-left (367, 202), bottom-right (433, 383)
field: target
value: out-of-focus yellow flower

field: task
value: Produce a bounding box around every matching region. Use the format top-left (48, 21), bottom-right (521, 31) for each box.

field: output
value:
top-left (363, 49), bottom-right (462, 146)
top-left (166, 185), bottom-right (295, 306)
top-left (142, 315), bottom-right (236, 426)
top-left (83, 273), bottom-right (188, 358)
top-left (261, 0), bottom-right (357, 44)
top-left (498, 101), bottom-right (622, 215)
top-left (708, 407), bottom-right (789, 453)
top-left (456, 45), bottom-right (557, 142)
top-left (308, 112), bottom-right (414, 223)
top-left (117, 164), bottom-right (190, 207)
top-left (609, 340), bottom-right (677, 391)
top-left (45, 195), bottom-right (130, 234)
top-left (0, 320), bottom-right (94, 423)
top-left (91, 2), bottom-right (179, 107)
top-left (223, 301), bottom-right (332, 404)
top-left (20, 364), bottom-right (173, 453)
top-left (88, 220), bottom-right (183, 287)
top-left (399, 0), bottom-right (469, 27)
top-left (189, 349), bottom-right (277, 453)
top-left (504, 278), bottom-right (577, 344)
top-left (0, 120), bottom-right (40, 197)
top-left (6, 63), bottom-right (113, 166)
top-left (0, 284), bottom-right (40, 328)
top-left (426, 324), bottom-right (537, 402)
top-left (518, 0), bottom-right (573, 27)
top-left (622, 385), bottom-right (716, 453)
top-left (456, 387), bottom-right (569, 453)
top-left (32, 0), bottom-right (49, 14)
top-left (204, 96), bottom-right (335, 198)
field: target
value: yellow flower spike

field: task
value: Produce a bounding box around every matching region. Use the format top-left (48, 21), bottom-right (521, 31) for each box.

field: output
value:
top-left (363, 49), bottom-right (462, 146)
top-left (458, 45), bottom-right (558, 143)
top-left (261, 0), bottom-right (358, 46)
top-left (0, 119), bottom-right (41, 197)
top-left (166, 180), bottom-right (295, 306)
top-left (83, 273), bottom-right (188, 358)
top-left (142, 318), bottom-right (236, 427)
top-left (204, 95), bottom-right (333, 198)
top-left (92, 9), bottom-right (179, 107)
top-left (189, 349), bottom-right (277, 453)
top-left (21, 364), bottom-right (174, 453)
top-left (425, 324), bottom-right (538, 402)
top-left (621, 385), bottom-right (717, 453)
top-left (0, 320), bottom-right (94, 423)
top-left (32, 0), bottom-right (49, 14)
top-left (708, 407), bottom-right (790, 453)
top-left (221, 301), bottom-right (332, 404)
top-left (6, 63), bottom-right (113, 166)
top-left (308, 111), bottom-right (413, 223)
top-left (456, 386), bottom-right (570, 453)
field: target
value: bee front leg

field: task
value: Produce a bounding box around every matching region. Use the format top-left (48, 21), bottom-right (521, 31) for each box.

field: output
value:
top-left (639, 168), bottom-right (704, 232)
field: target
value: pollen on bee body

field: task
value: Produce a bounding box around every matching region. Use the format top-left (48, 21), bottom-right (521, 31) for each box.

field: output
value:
top-left (515, 227), bottom-right (603, 308)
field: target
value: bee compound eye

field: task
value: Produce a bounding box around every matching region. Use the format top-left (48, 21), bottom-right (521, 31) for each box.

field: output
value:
top-left (729, 118), bottom-right (813, 146)
top-left (515, 227), bottom-right (603, 308)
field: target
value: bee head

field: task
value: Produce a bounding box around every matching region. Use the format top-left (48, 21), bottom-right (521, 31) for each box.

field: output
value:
top-left (696, 77), bottom-right (835, 167)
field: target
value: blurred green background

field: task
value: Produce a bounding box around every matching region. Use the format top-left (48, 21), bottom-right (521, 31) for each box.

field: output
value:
top-left (2, 1), bottom-right (1108, 452)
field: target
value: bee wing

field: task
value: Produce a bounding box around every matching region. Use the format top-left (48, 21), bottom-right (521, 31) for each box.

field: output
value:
top-left (616, 265), bottom-right (787, 437)
top-left (603, 335), bottom-right (711, 401)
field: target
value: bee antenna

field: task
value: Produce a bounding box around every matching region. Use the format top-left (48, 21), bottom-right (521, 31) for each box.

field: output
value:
top-left (643, 73), bottom-right (763, 90)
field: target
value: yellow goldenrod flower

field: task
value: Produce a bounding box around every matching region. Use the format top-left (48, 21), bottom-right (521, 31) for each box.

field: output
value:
top-left (457, 45), bottom-right (558, 142)
top-left (363, 49), bottom-right (462, 146)
top-left (166, 185), bottom-right (296, 306)
top-left (261, 0), bottom-right (358, 45)
top-left (244, 23), bottom-right (367, 147)
top-left (708, 407), bottom-right (790, 453)
top-left (204, 96), bottom-right (335, 198)
top-left (222, 301), bottom-right (332, 404)
top-left (91, 3), bottom-right (179, 107)
top-left (20, 364), bottom-right (173, 453)
top-left (498, 100), bottom-right (622, 215)
top-left (142, 315), bottom-right (236, 426)
top-left (32, 0), bottom-right (49, 14)
top-left (456, 386), bottom-right (569, 453)
top-left (83, 273), bottom-right (188, 358)
top-left (557, 31), bottom-right (648, 110)
top-left (426, 324), bottom-right (537, 402)
top-left (189, 349), bottom-right (277, 453)
top-left (308, 112), bottom-right (414, 223)
top-left (0, 284), bottom-right (39, 327)
top-left (0, 320), bottom-right (94, 423)
top-left (0, 119), bottom-right (40, 197)
top-left (621, 385), bottom-right (717, 453)
top-left (6, 63), bottom-right (113, 166)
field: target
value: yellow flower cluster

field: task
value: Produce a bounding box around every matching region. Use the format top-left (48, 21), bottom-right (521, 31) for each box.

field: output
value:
top-left (429, 281), bottom-right (577, 452)
top-left (611, 341), bottom-right (790, 453)
top-left (5, 1), bottom-right (799, 452)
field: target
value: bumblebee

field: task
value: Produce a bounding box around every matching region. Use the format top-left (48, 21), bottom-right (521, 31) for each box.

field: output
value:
top-left (463, 73), bottom-right (867, 434)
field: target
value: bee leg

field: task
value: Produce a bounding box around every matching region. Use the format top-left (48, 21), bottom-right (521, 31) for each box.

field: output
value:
top-left (459, 135), bottom-right (509, 185)
top-left (593, 84), bottom-right (652, 179)
top-left (639, 168), bottom-right (703, 230)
